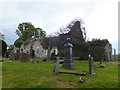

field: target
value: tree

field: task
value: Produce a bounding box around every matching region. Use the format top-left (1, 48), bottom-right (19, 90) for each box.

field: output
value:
top-left (14, 38), bottom-right (24, 48)
top-left (90, 38), bottom-right (109, 46)
top-left (35, 28), bottom-right (46, 38)
top-left (15, 22), bottom-right (46, 48)
top-left (0, 40), bottom-right (7, 57)
top-left (16, 22), bottom-right (36, 41)
top-left (16, 22), bottom-right (46, 40)
top-left (88, 39), bottom-right (110, 61)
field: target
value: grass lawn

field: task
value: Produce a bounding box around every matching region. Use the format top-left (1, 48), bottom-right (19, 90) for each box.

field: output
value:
top-left (1, 58), bottom-right (119, 88)
top-left (0, 59), bottom-right (2, 89)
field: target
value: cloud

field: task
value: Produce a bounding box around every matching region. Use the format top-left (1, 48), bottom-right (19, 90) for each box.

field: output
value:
top-left (1, 0), bottom-right (118, 52)
top-left (86, 0), bottom-right (118, 42)
top-left (47, 10), bottom-right (86, 34)
top-left (0, 0), bottom-right (106, 3)
top-left (85, 0), bottom-right (118, 53)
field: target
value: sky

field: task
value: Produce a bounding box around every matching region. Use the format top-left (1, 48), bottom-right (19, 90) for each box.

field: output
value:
top-left (0, 0), bottom-right (119, 53)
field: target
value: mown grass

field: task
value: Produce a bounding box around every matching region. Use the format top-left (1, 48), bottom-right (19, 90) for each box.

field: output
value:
top-left (0, 58), bottom-right (2, 89)
top-left (1, 58), bottom-right (119, 88)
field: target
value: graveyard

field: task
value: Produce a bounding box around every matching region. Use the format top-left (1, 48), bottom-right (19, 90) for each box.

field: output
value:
top-left (1, 0), bottom-right (119, 89)
top-left (1, 20), bottom-right (119, 89)
top-left (1, 57), bottom-right (118, 88)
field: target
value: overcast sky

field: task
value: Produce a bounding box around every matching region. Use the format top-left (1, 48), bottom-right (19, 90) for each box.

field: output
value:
top-left (0, 0), bottom-right (119, 53)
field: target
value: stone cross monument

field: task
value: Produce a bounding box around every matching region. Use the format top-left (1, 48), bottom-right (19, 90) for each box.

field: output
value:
top-left (62, 38), bottom-right (74, 69)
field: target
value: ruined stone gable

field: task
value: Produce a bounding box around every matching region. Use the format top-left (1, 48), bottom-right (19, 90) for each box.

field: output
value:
top-left (68, 21), bottom-right (84, 44)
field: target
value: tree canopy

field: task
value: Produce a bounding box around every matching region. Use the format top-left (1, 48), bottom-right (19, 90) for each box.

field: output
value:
top-left (15, 22), bottom-right (46, 47)
top-left (0, 40), bottom-right (7, 57)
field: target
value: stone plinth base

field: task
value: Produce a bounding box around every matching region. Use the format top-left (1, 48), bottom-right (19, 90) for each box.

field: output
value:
top-left (62, 63), bottom-right (74, 69)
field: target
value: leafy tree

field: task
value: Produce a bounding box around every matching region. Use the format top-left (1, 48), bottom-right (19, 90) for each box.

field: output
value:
top-left (16, 22), bottom-right (46, 40)
top-left (14, 38), bottom-right (24, 48)
top-left (35, 28), bottom-right (46, 38)
top-left (0, 40), bottom-right (7, 57)
top-left (15, 22), bottom-right (46, 48)
top-left (87, 39), bottom-right (109, 61)
top-left (90, 38), bottom-right (109, 46)
top-left (16, 22), bottom-right (36, 41)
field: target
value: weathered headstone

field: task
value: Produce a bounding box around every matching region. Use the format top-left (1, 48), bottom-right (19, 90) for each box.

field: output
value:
top-left (62, 38), bottom-right (74, 69)
top-left (113, 49), bottom-right (116, 61)
top-left (46, 47), bottom-right (51, 60)
top-left (19, 49), bottom-right (29, 62)
top-left (9, 50), bottom-right (20, 60)
top-left (88, 55), bottom-right (95, 74)
top-left (9, 50), bottom-right (14, 60)
top-left (51, 50), bottom-right (56, 60)
top-left (53, 56), bottom-right (60, 75)
top-left (30, 46), bottom-right (35, 63)
top-left (14, 50), bottom-right (20, 60)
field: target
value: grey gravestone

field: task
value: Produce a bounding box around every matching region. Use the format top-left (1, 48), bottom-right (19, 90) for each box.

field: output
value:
top-left (20, 49), bottom-right (29, 62)
top-left (14, 50), bottom-right (20, 60)
top-left (9, 50), bottom-right (14, 60)
top-left (113, 49), bottom-right (116, 61)
top-left (53, 57), bottom-right (60, 75)
top-left (88, 55), bottom-right (95, 74)
top-left (20, 53), bottom-right (29, 62)
top-left (46, 47), bottom-right (51, 60)
top-left (30, 46), bottom-right (35, 63)
top-left (51, 50), bottom-right (56, 60)
top-left (62, 38), bottom-right (74, 69)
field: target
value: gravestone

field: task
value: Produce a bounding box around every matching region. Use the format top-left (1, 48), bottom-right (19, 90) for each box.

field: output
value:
top-left (113, 49), bottom-right (116, 61)
top-left (9, 49), bottom-right (20, 60)
top-left (62, 38), bottom-right (74, 69)
top-left (14, 50), bottom-right (20, 60)
top-left (19, 49), bottom-right (29, 62)
top-left (20, 53), bottom-right (29, 62)
top-left (88, 55), bottom-right (95, 74)
top-left (46, 47), bottom-right (51, 60)
top-left (9, 50), bottom-right (14, 60)
top-left (30, 46), bottom-right (35, 63)
top-left (53, 56), bottom-right (60, 75)
top-left (51, 50), bottom-right (56, 60)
